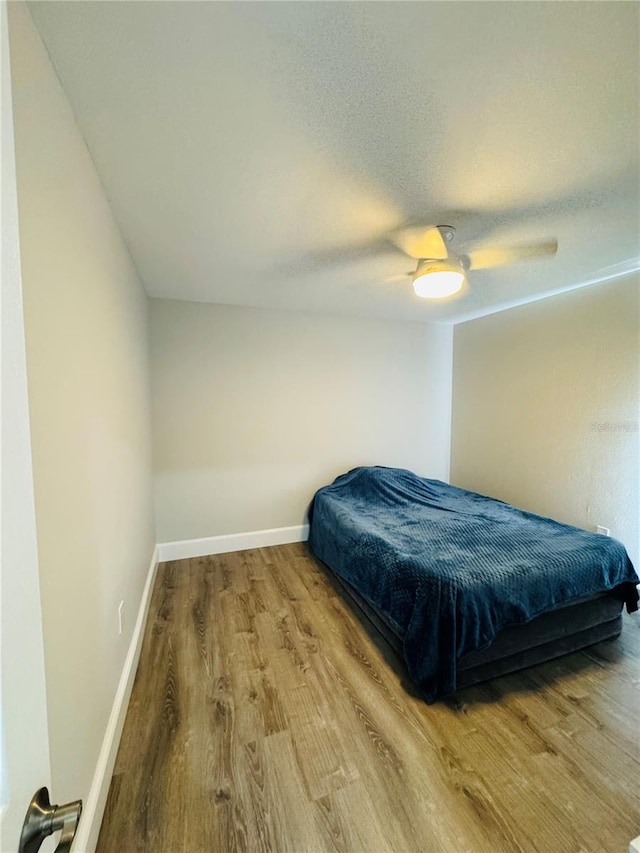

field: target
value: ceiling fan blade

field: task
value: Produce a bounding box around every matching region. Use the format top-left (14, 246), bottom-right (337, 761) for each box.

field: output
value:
top-left (462, 239), bottom-right (558, 271)
top-left (389, 225), bottom-right (450, 260)
top-left (383, 271), bottom-right (414, 284)
top-left (278, 239), bottom-right (404, 276)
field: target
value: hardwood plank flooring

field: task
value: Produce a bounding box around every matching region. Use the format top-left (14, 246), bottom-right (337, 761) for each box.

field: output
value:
top-left (97, 544), bottom-right (640, 852)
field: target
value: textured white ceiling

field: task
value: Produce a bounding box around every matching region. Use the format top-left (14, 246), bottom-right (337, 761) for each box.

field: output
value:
top-left (29, 1), bottom-right (640, 323)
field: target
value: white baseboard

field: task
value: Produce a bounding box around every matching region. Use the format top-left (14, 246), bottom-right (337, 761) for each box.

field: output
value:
top-left (630, 836), bottom-right (640, 853)
top-left (157, 523), bottom-right (310, 563)
top-left (73, 546), bottom-right (159, 853)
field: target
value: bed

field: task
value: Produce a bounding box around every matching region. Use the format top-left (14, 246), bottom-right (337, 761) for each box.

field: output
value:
top-left (308, 467), bottom-right (639, 702)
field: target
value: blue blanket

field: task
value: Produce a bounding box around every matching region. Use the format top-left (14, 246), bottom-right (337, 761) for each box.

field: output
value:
top-left (308, 467), bottom-right (639, 702)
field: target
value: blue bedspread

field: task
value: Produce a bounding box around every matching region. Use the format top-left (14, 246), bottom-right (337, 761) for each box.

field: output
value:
top-left (308, 467), bottom-right (639, 702)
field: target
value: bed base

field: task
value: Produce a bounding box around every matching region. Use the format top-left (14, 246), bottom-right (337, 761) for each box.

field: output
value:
top-left (328, 569), bottom-right (623, 692)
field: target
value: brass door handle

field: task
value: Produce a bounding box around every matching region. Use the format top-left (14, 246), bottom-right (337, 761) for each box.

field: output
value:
top-left (19, 787), bottom-right (82, 853)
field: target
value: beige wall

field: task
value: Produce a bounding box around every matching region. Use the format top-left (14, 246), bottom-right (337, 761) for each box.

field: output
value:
top-left (451, 274), bottom-right (639, 567)
top-left (9, 2), bottom-right (155, 808)
top-left (150, 299), bottom-right (453, 542)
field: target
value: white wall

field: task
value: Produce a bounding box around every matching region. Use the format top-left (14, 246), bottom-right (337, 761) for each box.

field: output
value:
top-left (451, 274), bottom-right (640, 567)
top-left (150, 299), bottom-right (452, 543)
top-left (8, 1), bottom-right (155, 814)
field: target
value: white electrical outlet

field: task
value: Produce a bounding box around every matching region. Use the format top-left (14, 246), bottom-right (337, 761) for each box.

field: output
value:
top-left (118, 600), bottom-right (125, 635)
top-left (596, 525), bottom-right (610, 536)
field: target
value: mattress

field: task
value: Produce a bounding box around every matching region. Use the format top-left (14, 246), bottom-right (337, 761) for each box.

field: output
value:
top-left (309, 466), bottom-right (639, 701)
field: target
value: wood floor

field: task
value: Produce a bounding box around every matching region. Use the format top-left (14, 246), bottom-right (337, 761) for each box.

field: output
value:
top-left (97, 543), bottom-right (640, 853)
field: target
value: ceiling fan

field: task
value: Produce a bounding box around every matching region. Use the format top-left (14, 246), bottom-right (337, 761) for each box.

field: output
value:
top-left (386, 225), bottom-right (558, 299)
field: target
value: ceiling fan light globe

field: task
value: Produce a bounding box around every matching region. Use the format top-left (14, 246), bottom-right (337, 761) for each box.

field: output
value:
top-left (412, 265), bottom-right (465, 299)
